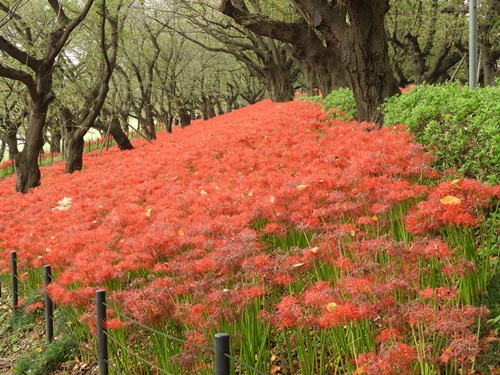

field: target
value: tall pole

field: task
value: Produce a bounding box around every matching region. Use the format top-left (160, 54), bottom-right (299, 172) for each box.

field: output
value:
top-left (44, 265), bottom-right (54, 343)
top-left (11, 252), bottom-right (18, 312)
top-left (96, 290), bottom-right (108, 375)
top-left (469, 0), bottom-right (478, 89)
top-left (214, 333), bottom-right (230, 375)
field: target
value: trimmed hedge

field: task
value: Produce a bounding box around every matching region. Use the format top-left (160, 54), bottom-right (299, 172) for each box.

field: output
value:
top-left (382, 83), bottom-right (500, 185)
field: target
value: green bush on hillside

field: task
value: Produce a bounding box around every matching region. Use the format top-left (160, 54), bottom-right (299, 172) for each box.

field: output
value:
top-left (298, 87), bottom-right (357, 121)
top-left (15, 335), bottom-right (77, 375)
top-left (382, 83), bottom-right (500, 185)
top-left (321, 87), bottom-right (358, 121)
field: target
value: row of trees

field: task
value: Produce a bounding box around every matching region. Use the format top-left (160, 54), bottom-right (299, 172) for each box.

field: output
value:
top-left (1, 0), bottom-right (499, 193)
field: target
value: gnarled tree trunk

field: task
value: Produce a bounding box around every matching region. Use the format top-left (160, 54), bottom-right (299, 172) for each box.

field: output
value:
top-left (219, 0), bottom-right (347, 97)
top-left (96, 117), bottom-right (134, 151)
top-left (60, 106), bottom-right (85, 173)
top-left (50, 129), bottom-right (62, 153)
top-left (4, 121), bottom-right (19, 160)
top-left (265, 67), bottom-right (295, 102)
top-left (301, 0), bottom-right (400, 124)
top-left (64, 135), bottom-right (85, 173)
top-left (15, 97), bottom-right (50, 192)
top-left (15, 63), bottom-right (55, 192)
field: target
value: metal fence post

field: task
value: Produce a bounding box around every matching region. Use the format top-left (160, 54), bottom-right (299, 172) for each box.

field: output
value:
top-left (96, 290), bottom-right (108, 375)
top-left (11, 252), bottom-right (18, 312)
top-left (44, 265), bottom-right (54, 343)
top-left (214, 333), bottom-right (230, 375)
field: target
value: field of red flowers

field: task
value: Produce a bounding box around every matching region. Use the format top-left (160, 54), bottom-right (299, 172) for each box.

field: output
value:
top-left (1, 99), bottom-right (499, 374)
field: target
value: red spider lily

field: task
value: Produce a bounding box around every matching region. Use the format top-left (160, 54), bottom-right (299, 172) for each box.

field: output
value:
top-left (405, 179), bottom-right (500, 234)
top-left (356, 342), bottom-right (417, 375)
top-left (275, 296), bottom-right (305, 328)
top-left (0, 99), bottom-right (496, 371)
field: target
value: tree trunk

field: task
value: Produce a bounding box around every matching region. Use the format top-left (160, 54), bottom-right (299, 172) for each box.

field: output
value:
top-left (158, 108), bottom-right (173, 133)
top-left (478, 0), bottom-right (500, 86)
top-left (480, 44), bottom-right (499, 86)
top-left (50, 130), bottom-right (62, 153)
top-left (296, 40), bottom-right (347, 95)
top-left (1, 0), bottom-right (94, 192)
top-left (141, 122), bottom-right (152, 140)
top-left (145, 103), bottom-right (156, 140)
top-left (64, 134), bottom-right (85, 173)
top-left (293, 0), bottom-right (399, 124)
top-left (219, 0), bottom-right (347, 97)
top-left (15, 58), bottom-right (55, 192)
top-left (60, 106), bottom-right (85, 173)
top-left (408, 44), bottom-right (426, 84)
top-left (337, 1), bottom-right (399, 124)
top-left (107, 117), bottom-right (134, 150)
top-left (265, 67), bottom-right (295, 102)
top-left (15, 122), bottom-right (43, 194)
top-left (0, 140), bottom-right (5, 163)
top-left (15, 95), bottom-right (50, 194)
top-left (5, 126), bottom-right (19, 160)
top-left (295, 62), bottom-right (317, 96)
top-left (202, 95), bottom-right (217, 120)
top-left (179, 108), bottom-right (191, 128)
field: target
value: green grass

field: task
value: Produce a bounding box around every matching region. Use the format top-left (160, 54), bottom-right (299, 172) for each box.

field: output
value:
top-left (14, 334), bottom-right (78, 375)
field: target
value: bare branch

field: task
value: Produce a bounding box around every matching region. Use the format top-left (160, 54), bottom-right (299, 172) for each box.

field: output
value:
top-left (0, 62), bottom-right (37, 98)
top-left (0, 34), bottom-right (42, 70)
top-left (46, 0), bottom-right (95, 63)
top-left (46, 0), bottom-right (70, 25)
top-left (0, 0), bottom-right (24, 28)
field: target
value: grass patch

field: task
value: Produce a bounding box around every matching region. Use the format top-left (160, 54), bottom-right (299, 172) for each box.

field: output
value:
top-left (14, 334), bottom-right (78, 375)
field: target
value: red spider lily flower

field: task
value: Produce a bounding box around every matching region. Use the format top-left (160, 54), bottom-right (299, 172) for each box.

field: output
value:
top-left (275, 296), bottom-right (304, 328)
top-left (356, 342), bottom-right (417, 375)
top-left (376, 327), bottom-right (402, 342)
top-left (405, 179), bottom-right (499, 234)
top-left (439, 333), bottom-right (480, 366)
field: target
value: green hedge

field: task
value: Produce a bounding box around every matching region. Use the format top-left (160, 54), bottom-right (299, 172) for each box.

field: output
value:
top-left (382, 83), bottom-right (500, 185)
top-left (320, 87), bottom-right (358, 122)
top-left (298, 88), bottom-right (357, 122)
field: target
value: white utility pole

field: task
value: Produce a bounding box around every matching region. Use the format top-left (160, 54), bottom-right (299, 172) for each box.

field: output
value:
top-left (469, 0), bottom-right (478, 89)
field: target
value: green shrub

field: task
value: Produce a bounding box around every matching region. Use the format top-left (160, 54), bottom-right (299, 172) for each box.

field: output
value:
top-left (298, 88), bottom-right (358, 121)
top-left (14, 335), bottom-right (78, 375)
top-left (382, 83), bottom-right (500, 185)
top-left (321, 87), bottom-right (358, 121)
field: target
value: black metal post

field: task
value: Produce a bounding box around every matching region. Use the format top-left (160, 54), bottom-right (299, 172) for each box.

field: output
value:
top-left (11, 252), bottom-right (18, 312)
top-left (214, 333), bottom-right (230, 375)
top-left (96, 290), bottom-right (108, 375)
top-left (44, 265), bottom-right (54, 343)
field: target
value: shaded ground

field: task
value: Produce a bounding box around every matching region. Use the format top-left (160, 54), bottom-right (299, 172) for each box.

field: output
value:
top-left (0, 287), bottom-right (97, 375)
